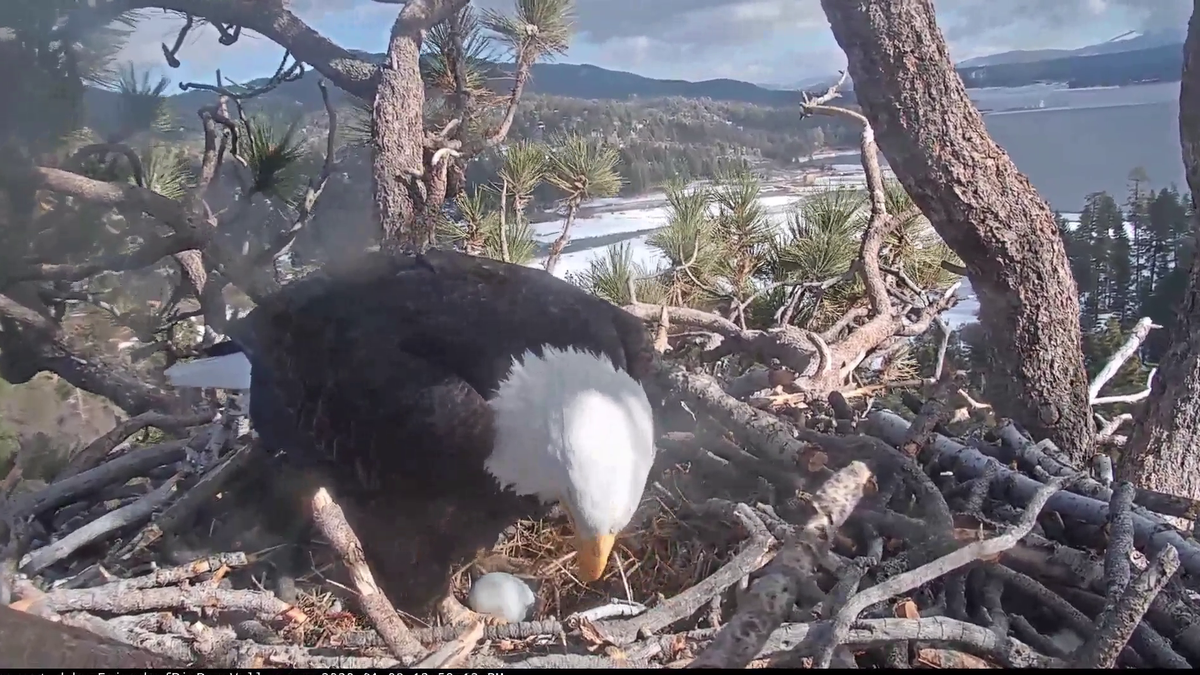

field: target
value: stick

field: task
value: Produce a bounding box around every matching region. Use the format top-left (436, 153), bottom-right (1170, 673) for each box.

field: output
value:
top-left (1102, 482), bottom-right (1136, 604)
top-left (809, 477), bottom-right (1065, 668)
top-left (8, 441), bottom-right (190, 520)
top-left (602, 501), bottom-right (777, 644)
top-left (310, 488), bottom-right (425, 662)
top-left (689, 461), bottom-right (872, 669)
top-left (866, 410), bottom-right (1200, 575)
top-left (0, 604), bottom-right (186, 668)
top-left (39, 585), bottom-right (298, 622)
top-left (56, 411), bottom-right (214, 480)
top-left (415, 620), bottom-right (484, 668)
top-left (19, 473), bottom-right (184, 575)
top-left (86, 553), bottom-right (249, 593)
top-left (1073, 545), bottom-right (1181, 668)
top-left (1088, 317), bottom-right (1159, 404)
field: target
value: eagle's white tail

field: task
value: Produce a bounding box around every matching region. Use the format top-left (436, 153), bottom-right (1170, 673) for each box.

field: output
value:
top-left (163, 353), bottom-right (252, 390)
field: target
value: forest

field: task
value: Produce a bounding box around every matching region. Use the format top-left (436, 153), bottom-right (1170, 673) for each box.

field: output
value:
top-left (2, 0), bottom-right (1200, 670)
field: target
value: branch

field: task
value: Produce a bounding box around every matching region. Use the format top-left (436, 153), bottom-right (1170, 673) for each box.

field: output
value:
top-left (865, 410), bottom-right (1200, 576)
top-left (19, 473), bottom-right (183, 575)
top-left (1088, 317), bottom-right (1160, 404)
top-left (311, 488), bottom-right (426, 663)
top-left (57, 411), bottom-right (214, 481)
top-left (0, 604), bottom-right (183, 668)
top-left (808, 477), bottom-right (1064, 667)
top-left (107, 0), bottom-right (381, 99)
top-left (66, 144), bottom-right (145, 187)
top-left (3, 234), bottom-right (197, 284)
top-left (179, 50), bottom-right (304, 101)
top-left (16, 165), bottom-right (190, 228)
top-left (1073, 545), bottom-right (1181, 668)
top-left (255, 80), bottom-right (339, 274)
top-left (689, 461), bottom-right (873, 668)
top-left (1092, 367), bottom-right (1157, 406)
top-left (0, 295), bottom-right (183, 415)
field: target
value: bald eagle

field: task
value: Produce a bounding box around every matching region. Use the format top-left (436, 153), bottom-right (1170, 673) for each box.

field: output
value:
top-left (164, 250), bottom-right (657, 615)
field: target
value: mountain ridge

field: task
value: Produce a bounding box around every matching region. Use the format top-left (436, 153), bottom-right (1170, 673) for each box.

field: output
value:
top-left (126, 36), bottom-right (1184, 118)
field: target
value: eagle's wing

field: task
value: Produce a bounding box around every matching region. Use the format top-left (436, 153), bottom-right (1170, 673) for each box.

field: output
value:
top-left (248, 316), bottom-right (499, 498)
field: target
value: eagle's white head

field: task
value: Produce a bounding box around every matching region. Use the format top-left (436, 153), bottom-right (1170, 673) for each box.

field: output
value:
top-left (484, 345), bottom-right (656, 582)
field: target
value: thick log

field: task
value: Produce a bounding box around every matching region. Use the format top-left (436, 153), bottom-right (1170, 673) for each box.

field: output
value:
top-left (0, 604), bottom-right (184, 668)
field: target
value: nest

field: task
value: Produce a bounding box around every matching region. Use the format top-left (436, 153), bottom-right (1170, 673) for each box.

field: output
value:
top-left (4, 367), bottom-right (1200, 670)
top-left (476, 497), bottom-right (743, 620)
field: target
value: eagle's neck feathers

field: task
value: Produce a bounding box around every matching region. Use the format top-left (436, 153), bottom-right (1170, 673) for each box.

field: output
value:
top-left (484, 346), bottom-right (656, 539)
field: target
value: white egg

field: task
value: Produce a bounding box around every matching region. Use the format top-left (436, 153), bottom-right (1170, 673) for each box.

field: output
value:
top-left (466, 572), bottom-right (538, 623)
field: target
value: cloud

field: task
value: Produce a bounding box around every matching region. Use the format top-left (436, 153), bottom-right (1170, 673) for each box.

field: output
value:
top-left (112, 0), bottom-right (1179, 86)
top-left (476, 0), bottom-right (826, 48)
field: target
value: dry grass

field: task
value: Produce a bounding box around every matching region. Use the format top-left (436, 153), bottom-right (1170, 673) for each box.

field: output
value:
top-left (461, 486), bottom-right (745, 620)
top-left (281, 586), bottom-right (372, 648)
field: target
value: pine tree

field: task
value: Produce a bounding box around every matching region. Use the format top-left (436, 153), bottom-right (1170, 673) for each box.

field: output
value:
top-left (1092, 192), bottom-right (1126, 319)
top-left (1075, 193), bottom-right (1109, 329)
top-left (1108, 220), bottom-right (1133, 323)
top-left (1126, 167), bottom-right (1151, 304)
top-left (1144, 188), bottom-right (1187, 293)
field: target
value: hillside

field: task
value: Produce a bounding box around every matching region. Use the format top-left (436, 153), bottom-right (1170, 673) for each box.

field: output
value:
top-left (959, 43), bottom-right (1185, 89)
top-left (958, 28), bottom-right (1186, 67)
top-left (81, 43), bottom-right (1184, 133)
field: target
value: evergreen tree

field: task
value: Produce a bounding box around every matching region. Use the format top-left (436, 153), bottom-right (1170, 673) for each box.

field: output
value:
top-left (1108, 222), bottom-right (1133, 322)
top-left (1100, 195), bottom-right (1131, 321)
top-left (1075, 193), bottom-right (1108, 329)
top-left (1126, 167), bottom-right (1151, 304)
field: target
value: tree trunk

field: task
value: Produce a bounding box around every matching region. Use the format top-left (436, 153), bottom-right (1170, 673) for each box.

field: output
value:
top-left (1118, 1), bottom-right (1200, 500)
top-left (0, 605), bottom-right (184, 668)
top-left (544, 201), bottom-right (579, 275)
top-left (371, 0), bottom-right (470, 250)
top-left (499, 178), bottom-right (511, 263)
top-left (372, 20), bottom-right (427, 250)
top-left (819, 0), bottom-right (1095, 464)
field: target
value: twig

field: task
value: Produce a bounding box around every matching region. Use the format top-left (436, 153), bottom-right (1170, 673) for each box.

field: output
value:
top-left (689, 461), bottom-right (872, 669)
top-left (39, 585), bottom-right (299, 622)
top-left (866, 411), bottom-right (1200, 575)
top-left (9, 440), bottom-right (191, 520)
top-left (310, 488), bottom-right (425, 662)
top-left (602, 501), bottom-right (776, 644)
top-left (415, 620), bottom-right (484, 668)
top-left (56, 412), bottom-right (213, 480)
top-left (1073, 545), bottom-right (1181, 668)
top-left (20, 472), bottom-right (184, 575)
top-left (808, 477), bottom-right (1065, 668)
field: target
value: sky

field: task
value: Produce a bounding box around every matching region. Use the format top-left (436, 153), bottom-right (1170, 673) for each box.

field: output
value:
top-left (115, 0), bottom-right (1192, 90)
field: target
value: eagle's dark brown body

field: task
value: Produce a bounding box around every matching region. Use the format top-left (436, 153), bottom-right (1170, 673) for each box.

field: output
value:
top-left (219, 249), bottom-right (654, 614)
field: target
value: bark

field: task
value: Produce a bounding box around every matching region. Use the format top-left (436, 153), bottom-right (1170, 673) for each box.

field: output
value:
top-left (544, 200), bottom-right (580, 275)
top-left (1118, 1), bottom-right (1200, 500)
top-left (372, 0), bottom-right (470, 249)
top-left (818, 0), bottom-right (1095, 465)
top-left (0, 604), bottom-right (185, 668)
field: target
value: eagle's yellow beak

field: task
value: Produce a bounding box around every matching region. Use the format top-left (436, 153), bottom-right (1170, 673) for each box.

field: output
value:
top-left (573, 533), bottom-right (616, 582)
